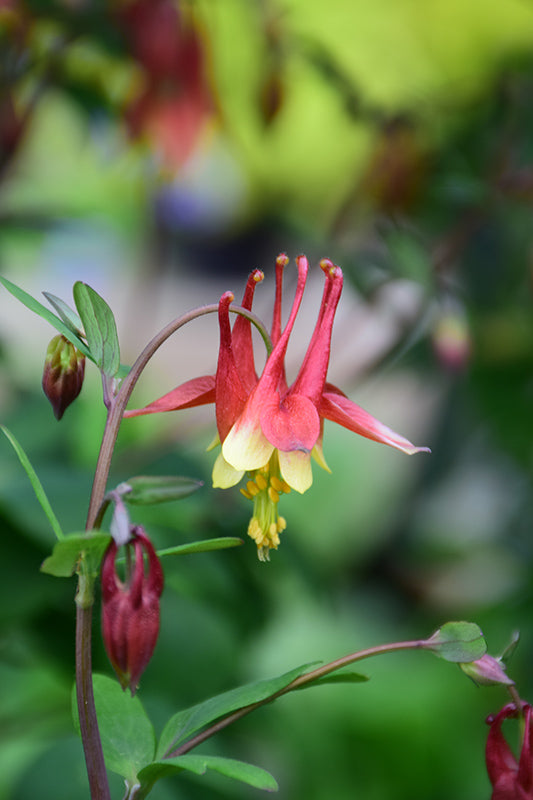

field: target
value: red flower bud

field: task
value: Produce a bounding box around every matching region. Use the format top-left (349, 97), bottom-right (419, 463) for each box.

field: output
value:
top-left (101, 527), bottom-right (164, 694)
top-left (42, 335), bottom-right (85, 420)
top-left (486, 703), bottom-right (533, 799)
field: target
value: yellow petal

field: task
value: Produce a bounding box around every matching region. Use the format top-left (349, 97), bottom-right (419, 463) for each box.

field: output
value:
top-left (278, 449), bottom-right (313, 494)
top-left (222, 418), bottom-right (274, 472)
top-left (212, 451), bottom-right (244, 489)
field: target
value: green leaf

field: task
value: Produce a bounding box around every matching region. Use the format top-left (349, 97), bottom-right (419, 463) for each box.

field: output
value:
top-left (41, 531), bottom-right (110, 577)
top-left (137, 755), bottom-right (278, 796)
top-left (297, 670), bottom-right (369, 689)
top-left (156, 538), bottom-right (243, 558)
top-left (43, 292), bottom-right (84, 337)
top-left (123, 475), bottom-right (203, 505)
top-left (157, 662), bottom-right (319, 758)
top-left (0, 424), bottom-right (64, 540)
top-left (0, 276), bottom-right (91, 358)
top-left (73, 282), bottom-right (120, 377)
top-left (424, 621), bottom-right (487, 663)
top-left (72, 674), bottom-right (155, 783)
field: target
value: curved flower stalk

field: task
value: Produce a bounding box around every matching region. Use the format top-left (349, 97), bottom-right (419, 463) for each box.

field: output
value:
top-left (126, 255), bottom-right (429, 559)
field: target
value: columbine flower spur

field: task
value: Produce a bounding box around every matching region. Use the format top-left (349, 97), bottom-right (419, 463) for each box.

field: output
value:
top-left (126, 255), bottom-right (430, 559)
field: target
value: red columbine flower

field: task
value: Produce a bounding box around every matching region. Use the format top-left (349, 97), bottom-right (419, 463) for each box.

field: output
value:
top-left (125, 255), bottom-right (429, 560)
top-left (101, 526), bottom-right (164, 694)
top-left (486, 703), bottom-right (533, 799)
top-left (118, 0), bottom-right (213, 169)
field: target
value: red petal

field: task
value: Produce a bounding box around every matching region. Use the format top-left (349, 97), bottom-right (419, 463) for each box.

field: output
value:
top-left (232, 269), bottom-right (263, 392)
top-left (136, 529), bottom-right (164, 597)
top-left (290, 260), bottom-right (342, 406)
top-left (320, 386), bottom-right (431, 455)
top-left (260, 393), bottom-right (320, 453)
top-left (129, 537), bottom-right (146, 608)
top-left (223, 257), bottom-right (309, 458)
top-left (271, 253), bottom-right (289, 348)
top-left (216, 292), bottom-right (249, 441)
top-left (517, 706), bottom-right (533, 794)
top-left (254, 255), bottom-right (308, 398)
top-left (486, 704), bottom-right (521, 788)
top-left (124, 375), bottom-right (215, 417)
top-left (101, 541), bottom-right (119, 601)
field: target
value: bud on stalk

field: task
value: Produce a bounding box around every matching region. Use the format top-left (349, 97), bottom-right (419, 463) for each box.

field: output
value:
top-left (101, 527), bottom-right (164, 694)
top-left (42, 335), bottom-right (85, 420)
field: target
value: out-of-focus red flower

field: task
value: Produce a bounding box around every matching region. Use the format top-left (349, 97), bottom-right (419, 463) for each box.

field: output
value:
top-left (118, 0), bottom-right (213, 169)
top-left (486, 703), bottom-right (533, 800)
top-left (0, 2), bottom-right (32, 175)
top-left (126, 255), bottom-right (429, 560)
top-left (101, 526), bottom-right (164, 694)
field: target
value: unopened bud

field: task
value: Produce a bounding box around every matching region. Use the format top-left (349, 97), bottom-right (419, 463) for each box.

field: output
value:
top-left (42, 335), bottom-right (85, 420)
top-left (101, 526), bottom-right (164, 694)
top-left (460, 654), bottom-right (515, 687)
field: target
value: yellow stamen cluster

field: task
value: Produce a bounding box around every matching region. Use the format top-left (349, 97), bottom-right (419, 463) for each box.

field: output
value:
top-left (240, 456), bottom-right (291, 561)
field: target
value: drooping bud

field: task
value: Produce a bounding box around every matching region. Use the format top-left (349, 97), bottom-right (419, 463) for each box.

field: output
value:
top-left (101, 526), bottom-right (164, 694)
top-left (42, 335), bottom-right (85, 420)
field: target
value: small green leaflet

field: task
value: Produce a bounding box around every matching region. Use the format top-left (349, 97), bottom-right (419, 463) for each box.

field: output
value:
top-left (41, 532), bottom-right (110, 577)
top-left (137, 755), bottom-right (278, 797)
top-left (425, 621), bottom-right (487, 663)
top-left (73, 282), bottom-right (120, 377)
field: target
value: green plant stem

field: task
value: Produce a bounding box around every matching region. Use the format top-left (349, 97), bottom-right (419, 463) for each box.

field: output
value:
top-left (76, 603), bottom-right (111, 800)
top-left (167, 639), bottom-right (425, 758)
top-left (76, 301), bottom-right (271, 799)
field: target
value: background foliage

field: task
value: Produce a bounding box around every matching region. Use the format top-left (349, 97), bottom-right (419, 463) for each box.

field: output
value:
top-left (1, 1), bottom-right (533, 798)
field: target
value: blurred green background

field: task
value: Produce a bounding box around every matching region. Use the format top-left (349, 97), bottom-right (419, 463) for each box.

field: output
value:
top-left (1, 1), bottom-right (533, 798)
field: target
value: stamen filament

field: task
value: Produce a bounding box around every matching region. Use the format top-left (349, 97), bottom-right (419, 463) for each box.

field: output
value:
top-left (243, 451), bottom-right (288, 560)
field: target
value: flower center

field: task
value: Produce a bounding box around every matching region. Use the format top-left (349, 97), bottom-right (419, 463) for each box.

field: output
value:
top-left (240, 452), bottom-right (291, 561)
